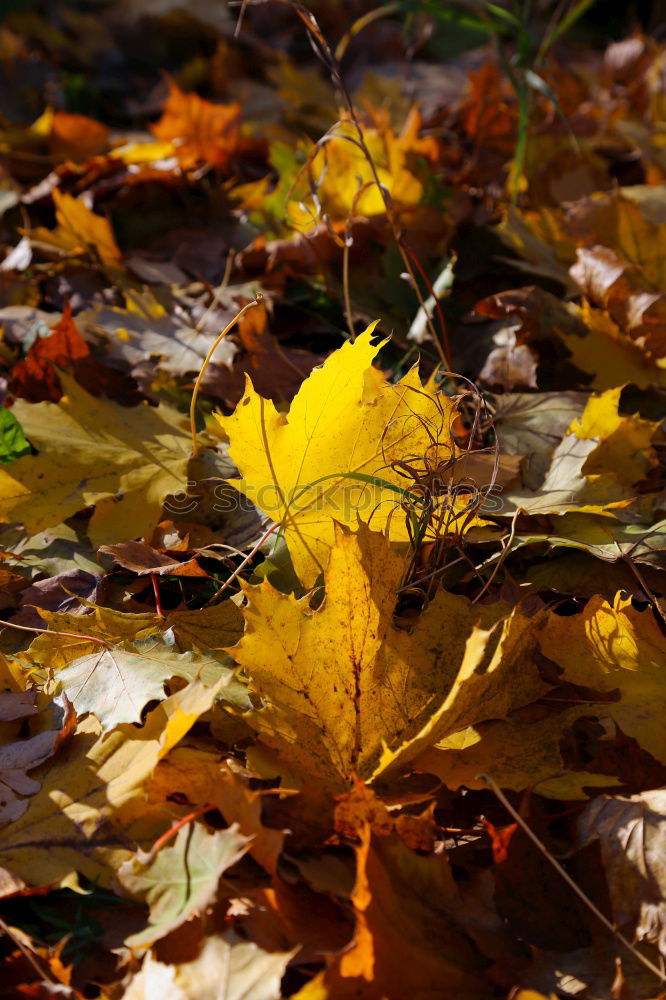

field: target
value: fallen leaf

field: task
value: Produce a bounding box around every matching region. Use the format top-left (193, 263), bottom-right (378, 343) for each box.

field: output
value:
top-left (122, 931), bottom-right (295, 1000)
top-left (99, 540), bottom-right (209, 577)
top-left (297, 823), bottom-right (487, 999)
top-left (230, 522), bottom-right (545, 790)
top-left (490, 390), bottom-right (588, 490)
top-left (217, 326), bottom-right (465, 587)
top-left (412, 708), bottom-right (619, 799)
top-left (0, 694), bottom-right (73, 825)
top-left (48, 111), bottom-right (109, 163)
top-left (0, 374), bottom-right (192, 545)
top-left (152, 77), bottom-right (243, 172)
top-left (0, 679), bottom-right (225, 891)
top-left (30, 190), bottom-right (122, 271)
top-left (56, 632), bottom-right (239, 729)
top-left (577, 790), bottom-right (666, 957)
top-left (119, 821), bottom-right (251, 948)
top-left (540, 594), bottom-right (666, 763)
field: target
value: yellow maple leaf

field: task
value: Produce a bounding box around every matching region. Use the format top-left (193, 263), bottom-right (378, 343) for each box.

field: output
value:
top-left (228, 523), bottom-right (545, 790)
top-left (0, 374), bottom-right (191, 546)
top-left (539, 594), bottom-right (666, 763)
top-left (30, 189), bottom-right (122, 271)
top-left (412, 709), bottom-right (619, 799)
top-left (216, 326), bottom-right (472, 587)
top-left (287, 109), bottom-right (438, 230)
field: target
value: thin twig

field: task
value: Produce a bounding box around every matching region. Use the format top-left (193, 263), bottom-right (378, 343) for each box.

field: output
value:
top-left (205, 522), bottom-right (279, 606)
top-left (0, 913), bottom-right (58, 986)
top-left (480, 773), bottom-right (666, 984)
top-left (190, 295), bottom-right (262, 457)
top-left (0, 619), bottom-right (110, 649)
top-left (284, 0), bottom-right (450, 366)
top-left (194, 248), bottom-right (236, 333)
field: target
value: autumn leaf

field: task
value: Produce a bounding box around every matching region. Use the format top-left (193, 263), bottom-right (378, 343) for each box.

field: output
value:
top-left (412, 709), bottom-right (619, 799)
top-left (503, 386), bottom-right (663, 516)
top-left (30, 190), bottom-right (122, 271)
top-left (577, 791), bottom-right (666, 957)
top-left (0, 692), bottom-right (74, 825)
top-left (118, 821), bottom-right (252, 948)
top-left (229, 523), bottom-right (546, 790)
top-left (0, 374), bottom-right (192, 545)
top-left (217, 327), bottom-right (467, 587)
top-left (48, 111), bottom-right (109, 163)
top-left (122, 932), bottom-right (295, 1000)
top-left (0, 679), bottom-right (225, 891)
top-left (539, 594), bottom-right (666, 764)
top-left (297, 803), bottom-right (487, 999)
top-left (151, 76), bottom-right (243, 171)
top-left (56, 632), bottom-right (243, 730)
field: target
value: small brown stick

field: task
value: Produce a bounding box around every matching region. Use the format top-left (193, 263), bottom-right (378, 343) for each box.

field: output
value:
top-left (480, 772), bottom-right (666, 984)
top-left (205, 522), bottom-right (279, 607)
top-left (0, 913), bottom-right (58, 987)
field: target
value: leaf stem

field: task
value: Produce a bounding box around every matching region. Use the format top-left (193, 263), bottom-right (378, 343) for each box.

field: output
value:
top-left (146, 802), bottom-right (215, 863)
top-left (151, 573), bottom-right (165, 618)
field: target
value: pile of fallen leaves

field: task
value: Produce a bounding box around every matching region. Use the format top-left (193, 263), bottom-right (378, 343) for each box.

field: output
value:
top-left (0, 1), bottom-right (665, 997)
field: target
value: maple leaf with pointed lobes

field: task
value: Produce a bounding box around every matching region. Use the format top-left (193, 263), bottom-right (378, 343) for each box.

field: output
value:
top-left (30, 189), bottom-right (122, 271)
top-left (229, 523), bottom-right (546, 791)
top-left (0, 373), bottom-right (191, 546)
top-left (151, 76), bottom-right (243, 171)
top-left (217, 326), bottom-right (480, 588)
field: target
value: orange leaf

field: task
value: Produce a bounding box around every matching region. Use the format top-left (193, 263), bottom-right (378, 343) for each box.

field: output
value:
top-left (48, 111), bottom-right (109, 163)
top-left (151, 76), bottom-right (242, 171)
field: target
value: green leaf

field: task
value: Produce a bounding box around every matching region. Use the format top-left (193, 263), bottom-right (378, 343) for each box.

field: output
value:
top-left (56, 631), bottom-right (248, 730)
top-left (0, 408), bottom-right (31, 464)
top-left (118, 822), bottom-right (251, 948)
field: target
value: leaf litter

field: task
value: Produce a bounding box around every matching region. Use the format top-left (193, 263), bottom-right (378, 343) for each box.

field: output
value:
top-left (0, 3), bottom-right (665, 998)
